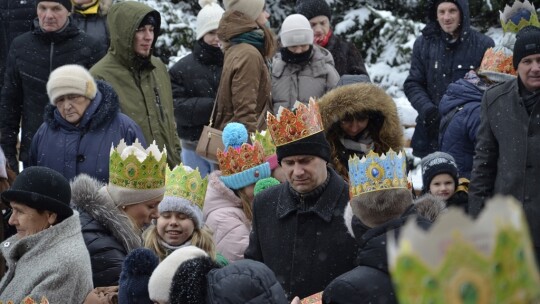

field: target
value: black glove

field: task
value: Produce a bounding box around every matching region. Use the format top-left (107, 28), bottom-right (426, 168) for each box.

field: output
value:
top-left (423, 106), bottom-right (440, 128)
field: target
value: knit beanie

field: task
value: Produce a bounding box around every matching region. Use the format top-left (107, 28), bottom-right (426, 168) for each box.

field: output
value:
top-left (148, 246), bottom-right (209, 303)
top-left (140, 13), bottom-right (158, 28)
top-left (169, 256), bottom-right (221, 304)
top-left (118, 248), bottom-right (159, 304)
top-left (280, 14), bottom-right (314, 47)
top-left (197, 0), bottom-right (225, 40)
top-left (513, 25), bottom-right (540, 69)
top-left (254, 177), bottom-right (280, 196)
top-left (37, 0), bottom-right (71, 11)
top-left (276, 131), bottom-right (331, 163)
top-left (421, 152), bottom-right (459, 192)
top-left (223, 0), bottom-right (265, 21)
top-left (47, 65), bottom-right (97, 105)
top-left (295, 0), bottom-right (331, 22)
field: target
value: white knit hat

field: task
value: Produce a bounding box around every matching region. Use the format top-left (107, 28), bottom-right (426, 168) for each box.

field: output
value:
top-left (280, 14), bottom-right (314, 47)
top-left (223, 0), bottom-right (265, 22)
top-left (47, 64), bottom-right (97, 105)
top-left (196, 0), bottom-right (225, 40)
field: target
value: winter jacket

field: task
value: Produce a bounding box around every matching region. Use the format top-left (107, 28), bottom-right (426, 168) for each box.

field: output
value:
top-left (325, 33), bottom-right (368, 77)
top-left (71, 174), bottom-right (143, 287)
top-left (214, 10), bottom-right (273, 132)
top-left (0, 18), bottom-right (105, 170)
top-left (272, 45), bottom-right (339, 113)
top-left (403, 0), bottom-right (493, 158)
top-left (0, 211), bottom-right (93, 303)
top-left (169, 40), bottom-right (223, 142)
top-left (318, 83), bottom-right (404, 181)
top-left (203, 171), bottom-right (251, 262)
top-left (244, 168), bottom-right (358, 299)
top-left (71, 0), bottom-right (112, 55)
top-left (469, 79), bottom-right (540, 247)
top-left (438, 78), bottom-right (483, 179)
top-left (90, 2), bottom-right (181, 168)
top-left (29, 81), bottom-right (146, 183)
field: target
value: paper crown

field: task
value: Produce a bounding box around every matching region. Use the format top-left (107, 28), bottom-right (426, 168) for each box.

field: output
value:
top-left (217, 124), bottom-right (267, 176)
top-left (478, 46), bottom-right (517, 80)
top-left (250, 130), bottom-right (276, 157)
top-left (500, 0), bottom-right (540, 33)
top-left (165, 164), bottom-right (208, 209)
top-left (348, 149), bottom-right (408, 198)
top-left (388, 196), bottom-right (540, 303)
top-left (267, 99), bottom-right (324, 147)
top-left (109, 139), bottom-right (167, 190)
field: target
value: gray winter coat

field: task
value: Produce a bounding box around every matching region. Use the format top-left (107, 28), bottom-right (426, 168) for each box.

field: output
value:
top-left (272, 45), bottom-right (339, 113)
top-left (0, 211), bottom-right (93, 303)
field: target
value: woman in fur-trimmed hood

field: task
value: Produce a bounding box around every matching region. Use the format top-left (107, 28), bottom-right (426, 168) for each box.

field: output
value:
top-left (318, 83), bottom-right (404, 181)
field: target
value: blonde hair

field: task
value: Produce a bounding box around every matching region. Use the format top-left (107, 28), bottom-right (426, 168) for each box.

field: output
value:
top-left (236, 188), bottom-right (253, 221)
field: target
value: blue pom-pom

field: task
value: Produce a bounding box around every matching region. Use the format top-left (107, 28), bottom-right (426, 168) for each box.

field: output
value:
top-left (122, 248), bottom-right (159, 275)
top-left (222, 122), bottom-right (248, 149)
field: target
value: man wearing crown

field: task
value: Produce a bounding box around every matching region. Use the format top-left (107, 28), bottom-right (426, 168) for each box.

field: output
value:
top-left (244, 101), bottom-right (358, 300)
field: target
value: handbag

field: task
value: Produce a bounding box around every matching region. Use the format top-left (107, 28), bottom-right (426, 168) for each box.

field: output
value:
top-left (195, 99), bottom-right (224, 163)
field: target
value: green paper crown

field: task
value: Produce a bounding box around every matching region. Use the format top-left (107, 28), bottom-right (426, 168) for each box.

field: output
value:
top-left (500, 0), bottom-right (540, 33)
top-left (109, 139), bottom-right (167, 190)
top-left (251, 130), bottom-right (276, 157)
top-left (165, 164), bottom-right (208, 209)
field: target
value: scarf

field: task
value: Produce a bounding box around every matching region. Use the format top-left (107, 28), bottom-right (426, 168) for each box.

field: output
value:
top-left (74, 0), bottom-right (100, 15)
top-left (280, 45), bottom-right (313, 64)
top-left (314, 29), bottom-right (332, 47)
top-left (340, 132), bottom-right (373, 155)
top-left (196, 39), bottom-right (224, 66)
top-left (230, 30), bottom-right (265, 52)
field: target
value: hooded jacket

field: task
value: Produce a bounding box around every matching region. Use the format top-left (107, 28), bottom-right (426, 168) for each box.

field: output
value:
top-left (90, 2), bottom-right (181, 168)
top-left (71, 174), bottom-right (143, 287)
top-left (72, 0), bottom-right (112, 55)
top-left (29, 81), bottom-right (146, 183)
top-left (213, 10), bottom-right (273, 132)
top-left (272, 45), bottom-right (339, 113)
top-left (318, 83), bottom-right (404, 181)
top-left (403, 0), bottom-right (493, 158)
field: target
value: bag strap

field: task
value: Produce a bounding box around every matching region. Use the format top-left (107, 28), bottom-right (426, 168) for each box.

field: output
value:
top-left (208, 98), bottom-right (218, 128)
top-left (439, 105), bottom-right (463, 146)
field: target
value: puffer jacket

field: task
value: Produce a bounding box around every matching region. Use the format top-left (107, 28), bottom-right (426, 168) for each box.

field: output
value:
top-left (90, 2), bottom-right (181, 168)
top-left (29, 81), bottom-right (146, 183)
top-left (203, 171), bottom-right (251, 262)
top-left (403, 0), bottom-right (493, 158)
top-left (272, 45), bottom-right (339, 113)
top-left (71, 0), bottom-right (113, 55)
top-left (0, 18), bottom-right (105, 170)
top-left (70, 174), bottom-right (143, 287)
top-left (325, 34), bottom-right (368, 77)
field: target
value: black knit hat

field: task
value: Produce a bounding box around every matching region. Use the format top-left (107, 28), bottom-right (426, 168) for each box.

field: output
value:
top-left (140, 13), bottom-right (158, 28)
top-left (420, 152), bottom-right (458, 192)
top-left (276, 131), bottom-right (331, 163)
top-left (295, 0), bottom-right (332, 22)
top-left (513, 26), bottom-right (540, 69)
top-left (169, 256), bottom-right (221, 304)
top-left (36, 0), bottom-right (72, 11)
top-left (118, 248), bottom-right (159, 304)
top-left (1, 166), bottom-right (73, 218)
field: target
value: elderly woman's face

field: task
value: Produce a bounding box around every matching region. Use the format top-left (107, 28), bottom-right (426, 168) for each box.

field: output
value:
top-left (8, 202), bottom-right (56, 239)
top-left (55, 94), bottom-right (91, 126)
top-left (123, 196), bottom-right (162, 229)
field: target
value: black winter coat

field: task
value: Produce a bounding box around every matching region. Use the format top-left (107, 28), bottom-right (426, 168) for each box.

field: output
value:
top-left (0, 18), bottom-right (105, 170)
top-left (325, 34), bottom-right (368, 77)
top-left (169, 40), bottom-right (223, 142)
top-left (403, 0), bottom-right (493, 158)
top-left (71, 12), bottom-right (109, 55)
top-left (245, 168), bottom-right (358, 300)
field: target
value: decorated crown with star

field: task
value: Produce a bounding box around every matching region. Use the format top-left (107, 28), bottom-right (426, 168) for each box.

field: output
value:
top-left (348, 149), bottom-right (408, 198)
top-left (165, 164), bottom-right (208, 209)
top-left (500, 0), bottom-right (539, 33)
top-left (267, 99), bottom-right (324, 147)
top-left (108, 139), bottom-right (167, 190)
top-left (388, 195), bottom-right (540, 303)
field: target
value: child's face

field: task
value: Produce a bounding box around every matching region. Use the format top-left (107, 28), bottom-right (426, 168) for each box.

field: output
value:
top-left (429, 173), bottom-right (456, 201)
top-left (340, 117), bottom-right (369, 137)
top-left (156, 211), bottom-right (195, 246)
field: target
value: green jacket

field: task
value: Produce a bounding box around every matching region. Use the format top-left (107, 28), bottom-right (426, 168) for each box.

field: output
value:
top-left (90, 1), bottom-right (181, 167)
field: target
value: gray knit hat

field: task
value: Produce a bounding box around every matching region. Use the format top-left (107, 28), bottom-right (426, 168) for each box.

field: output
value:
top-left (421, 152), bottom-right (458, 192)
top-left (158, 196), bottom-right (204, 229)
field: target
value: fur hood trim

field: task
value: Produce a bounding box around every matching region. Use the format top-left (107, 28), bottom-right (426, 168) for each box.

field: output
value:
top-left (70, 174), bottom-right (142, 252)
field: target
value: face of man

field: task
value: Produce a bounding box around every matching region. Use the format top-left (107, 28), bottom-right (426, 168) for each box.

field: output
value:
top-left (437, 2), bottom-right (461, 37)
top-left (37, 1), bottom-right (70, 33)
top-left (309, 15), bottom-right (330, 45)
top-left (280, 155), bottom-right (328, 193)
top-left (133, 24), bottom-right (155, 57)
top-left (518, 53), bottom-right (540, 92)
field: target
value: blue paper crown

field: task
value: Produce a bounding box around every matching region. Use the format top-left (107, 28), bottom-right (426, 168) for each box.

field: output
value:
top-left (348, 149), bottom-right (409, 198)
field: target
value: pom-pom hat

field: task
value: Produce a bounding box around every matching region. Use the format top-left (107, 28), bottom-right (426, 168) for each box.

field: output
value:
top-left (196, 0), bottom-right (225, 40)
top-left (118, 248), bottom-right (159, 304)
top-left (47, 64), bottom-right (97, 105)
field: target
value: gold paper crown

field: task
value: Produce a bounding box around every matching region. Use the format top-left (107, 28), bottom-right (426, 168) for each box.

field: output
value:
top-left (348, 149), bottom-right (408, 198)
top-left (250, 130), bottom-right (276, 157)
top-left (217, 141), bottom-right (266, 176)
top-left (478, 47), bottom-right (517, 77)
top-left (267, 98), bottom-right (324, 146)
top-left (500, 0), bottom-right (540, 33)
top-left (165, 164), bottom-right (208, 209)
top-left (388, 196), bottom-right (540, 303)
top-left (108, 139), bottom-right (167, 190)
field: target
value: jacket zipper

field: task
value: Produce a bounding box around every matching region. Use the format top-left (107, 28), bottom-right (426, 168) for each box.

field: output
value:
top-left (154, 88), bottom-right (164, 119)
top-left (49, 42), bottom-right (55, 73)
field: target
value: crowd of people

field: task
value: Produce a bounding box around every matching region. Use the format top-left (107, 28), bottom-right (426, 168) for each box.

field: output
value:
top-left (0, 0), bottom-right (540, 302)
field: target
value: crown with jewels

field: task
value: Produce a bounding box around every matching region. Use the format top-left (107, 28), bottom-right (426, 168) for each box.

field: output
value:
top-left (478, 46), bottom-right (517, 79)
top-left (348, 149), bottom-right (408, 198)
top-left (217, 140), bottom-right (267, 176)
top-left (267, 99), bottom-right (324, 147)
top-left (108, 139), bottom-right (167, 190)
top-left (165, 164), bottom-right (208, 209)
top-left (500, 0), bottom-right (539, 33)
top-left (388, 195), bottom-right (540, 303)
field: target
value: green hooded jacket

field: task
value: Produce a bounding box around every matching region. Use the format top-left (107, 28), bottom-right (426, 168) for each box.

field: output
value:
top-left (90, 1), bottom-right (181, 167)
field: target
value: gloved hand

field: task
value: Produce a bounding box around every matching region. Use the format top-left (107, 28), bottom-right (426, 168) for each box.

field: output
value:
top-left (423, 106), bottom-right (440, 128)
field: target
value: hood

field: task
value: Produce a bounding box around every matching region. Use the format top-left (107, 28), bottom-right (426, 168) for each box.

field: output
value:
top-left (423, 0), bottom-right (471, 41)
top-left (438, 79), bottom-right (483, 115)
top-left (203, 171), bottom-right (243, 216)
top-left (106, 1), bottom-right (161, 67)
top-left (217, 10), bottom-right (259, 50)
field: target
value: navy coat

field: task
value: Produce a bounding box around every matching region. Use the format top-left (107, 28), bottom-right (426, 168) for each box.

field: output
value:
top-left (29, 80), bottom-right (146, 183)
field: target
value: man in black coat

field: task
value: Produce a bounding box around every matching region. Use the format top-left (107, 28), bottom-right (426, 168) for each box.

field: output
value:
top-left (245, 103), bottom-right (358, 300)
top-left (0, 0), bottom-right (105, 172)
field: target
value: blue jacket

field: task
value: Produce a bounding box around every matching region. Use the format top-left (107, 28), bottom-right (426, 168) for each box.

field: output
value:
top-left (404, 0), bottom-right (493, 157)
top-left (29, 80), bottom-right (146, 183)
top-left (438, 79), bottom-right (483, 179)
